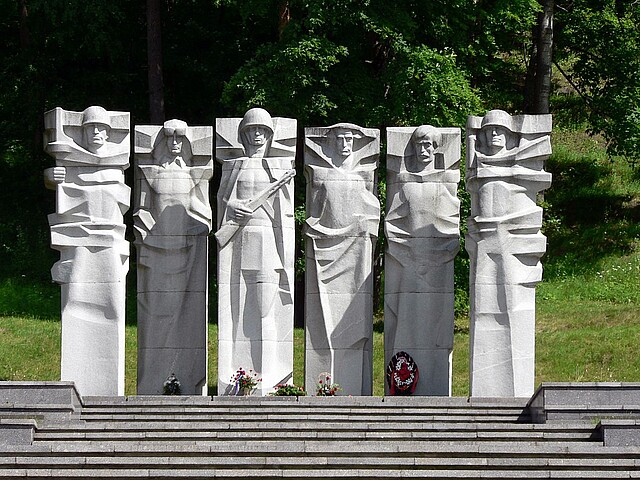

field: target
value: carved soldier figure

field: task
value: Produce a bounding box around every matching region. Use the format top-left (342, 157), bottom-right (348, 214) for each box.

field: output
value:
top-left (134, 119), bottom-right (213, 395)
top-left (216, 108), bottom-right (296, 396)
top-left (466, 109), bottom-right (552, 397)
top-left (385, 125), bottom-right (461, 396)
top-left (304, 123), bottom-right (380, 396)
top-left (43, 106), bottom-right (130, 396)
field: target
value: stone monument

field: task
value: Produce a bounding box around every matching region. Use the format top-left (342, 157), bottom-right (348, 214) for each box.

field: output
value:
top-left (466, 109), bottom-right (552, 397)
top-left (216, 108), bottom-right (296, 396)
top-left (43, 106), bottom-right (130, 396)
top-left (133, 119), bottom-right (213, 395)
top-left (385, 125), bottom-right (461, 396)
top-left (304, 123), bottom-right (380, 396)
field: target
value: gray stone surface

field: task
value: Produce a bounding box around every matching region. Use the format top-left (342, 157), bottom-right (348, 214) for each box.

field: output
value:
top-left (0, 420), bottom-right (35, 446)
top-left (0, 382), bottom-right (81, 409)
top-left (384, 126), bottom-right (461, 396)
top-left (529, 382), bottom-right (640, 423)
top-left (466, 110), bottom-right (552, 398)
top-left (43, 106), bottom-right (130, 397)
top-left (1, 383), bottom-right (639, 479)
top-left (216, 108), bottom-right (296, 396)
top-left (599, 420), bottom-right (640, 447)
top-left (304, 123), bottom-right (380, 396)
top-left (133, 120), bottom-right (213, 396)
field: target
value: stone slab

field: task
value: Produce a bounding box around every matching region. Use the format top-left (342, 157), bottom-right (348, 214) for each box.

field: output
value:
top-left (528, 382), bottom-right (640, 423)
top-left (0, 382), bottom-right (82, 409)
top-left (0, 420), bottom-right (35, 446)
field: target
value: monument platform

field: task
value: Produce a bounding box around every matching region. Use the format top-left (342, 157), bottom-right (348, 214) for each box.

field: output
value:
top-left (1, 382), bottom-right (639, 478)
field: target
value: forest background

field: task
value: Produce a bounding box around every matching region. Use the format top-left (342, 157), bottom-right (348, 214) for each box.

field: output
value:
top-left (1, 0), bottom-right (639, 392)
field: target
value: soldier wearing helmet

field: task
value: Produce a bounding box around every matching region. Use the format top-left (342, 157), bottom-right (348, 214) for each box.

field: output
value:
top-left (479, 109), bottom-right (515, 156)
top-left (82, 106), bottom-right (112, 154)
top-left (238, 107), bottom-right (274, 159)
top-left (216, 108), bottom-right (296, 396)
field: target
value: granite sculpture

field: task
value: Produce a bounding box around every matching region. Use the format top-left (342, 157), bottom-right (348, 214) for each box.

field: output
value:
top-left (385, 126), bottom-right (461, 396)
top-left (466, 109), bottom-right (552, 397)
top-left (304, 123), bottom-right (380, 396)
top-left (216, 108), bottom-right (296, 396)
top-left (43, 106), bottom-right (130, 396)
top-left (133, 119), bottom-right (213, 395)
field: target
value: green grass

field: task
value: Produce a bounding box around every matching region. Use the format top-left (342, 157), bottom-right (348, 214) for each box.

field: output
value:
top-left (1, 126), bottom-right (639, 396)
top-left (0, 315), bottom-right (475, 396)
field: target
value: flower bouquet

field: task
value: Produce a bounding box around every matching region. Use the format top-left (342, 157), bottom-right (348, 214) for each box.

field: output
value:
top-left (230, 367), bottom-right (261, 395)
top-left (316, 372), bottom-right (341, 396)
top-left (270, 383), bottom-right (306, 396)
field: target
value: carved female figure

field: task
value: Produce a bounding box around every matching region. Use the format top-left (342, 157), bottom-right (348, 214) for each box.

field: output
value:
top-left (134, 119), bottom-right (213, 395)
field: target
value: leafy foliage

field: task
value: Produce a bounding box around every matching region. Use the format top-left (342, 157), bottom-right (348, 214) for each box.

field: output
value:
top-left (1, 0), bottom-right (639, 327)
top-left (270, 383), bottom-right (306, 396)
top-left (556, 0), bottom-right (640, 159)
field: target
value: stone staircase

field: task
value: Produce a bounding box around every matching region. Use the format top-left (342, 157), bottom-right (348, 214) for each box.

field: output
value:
top-left (1, 382), bottom-right (639, 479)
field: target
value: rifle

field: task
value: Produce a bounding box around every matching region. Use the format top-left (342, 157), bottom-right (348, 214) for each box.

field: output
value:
top-left (215, 168), bottom-right (296, 247)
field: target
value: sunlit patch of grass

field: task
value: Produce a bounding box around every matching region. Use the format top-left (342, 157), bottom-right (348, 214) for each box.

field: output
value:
top-left (0, 316), bottom-right (60, 381)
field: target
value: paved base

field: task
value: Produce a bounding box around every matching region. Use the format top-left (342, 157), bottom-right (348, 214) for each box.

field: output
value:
top-left (1, 382), bottom-right (639, 478)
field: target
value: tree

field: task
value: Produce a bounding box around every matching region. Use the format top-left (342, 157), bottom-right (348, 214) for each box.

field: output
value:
top-left (524, 0), bottom-right (554, 114)
top-left (555, 0), bottom-right (640, 159)
top-left (147, 0), bottom-right (165, 123)
top-left (221, 0), bottom-right (483, 127)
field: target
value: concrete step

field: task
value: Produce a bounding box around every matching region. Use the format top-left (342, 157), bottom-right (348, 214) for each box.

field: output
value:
top-left (32, 420), bottom-right (597, 443)
top-left (10, 440), bottom-right (625, 455)
top-left (32, 430), bottom-right (596, 443)
top-left (7, 439), bottom-right (629, 454)
top-left (2, 386), bottom-right (638, 478)
top-left (82, 395), bottom-right (530, 406)
top-left (35, 419), bottom-right (594, 433)
top-left (3, 454), bottom-right (637, 469)
top-left (0, 445), bottom-right (638, 479)
top-left (76, 398), bottom-right (532, 425)
top-left (0, 403), bottom-right (77, 416)
top-left (0, 468), bottom-right (637, 479)
top-left (77, 413), bottom-right (531, 424)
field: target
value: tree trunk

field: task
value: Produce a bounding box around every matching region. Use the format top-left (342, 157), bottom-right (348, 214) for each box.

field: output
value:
top-left (147, 0), bottom-right (165, 124)
top-left (524, 0), bottom-right (554, 114)
top-left (534, 0), bottom-right (554, 114)
top-left (278, 1), bottom-right (290, 40)
top-left (19, 0), bottom-right (30, 48)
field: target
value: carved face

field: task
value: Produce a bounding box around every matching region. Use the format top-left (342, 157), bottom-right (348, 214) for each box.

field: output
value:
top-left (83, 123), bottom-right (109, 152)
top-left (246, 126), bottom-right (269, 146)
top-left (335, 129), bottom-right (354, 157)
top-left (167, 132), bottom-right (183, 155)
top-left (413, 137), bottom-right (436, 164)
top-left (482, 125), bottom-right (509, 153)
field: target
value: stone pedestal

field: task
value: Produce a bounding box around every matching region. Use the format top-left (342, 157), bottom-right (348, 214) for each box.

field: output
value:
top-left (216, 108), bottom-right (296, 396)
top-left (44, 106), bottom-right (130, 396)
top-left (465, 110), bottom-right (552, 397)
top-left (385, 126), bottom-right (461, 396)
top-left (134, 120), bottom-right (213, 395)
top-left (304, 123), bottom-right (380, 396)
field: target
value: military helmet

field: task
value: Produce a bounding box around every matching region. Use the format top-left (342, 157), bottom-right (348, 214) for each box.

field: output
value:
top-left (239, 108), bottom-right (274, 137)
top-left (480, 109), bottom-right (513, 132)
top-left (81, 106), bottom-right (111, 127)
